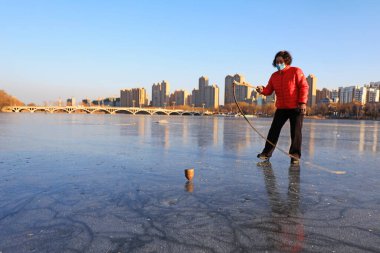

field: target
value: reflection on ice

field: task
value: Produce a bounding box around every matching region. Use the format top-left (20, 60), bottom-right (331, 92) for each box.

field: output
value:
top-left (184, 181), bottom-right (194, 193)
top-left (261, 164), bottom-right (304, 252)
top-left (373, 122), bottom-right (378, 152)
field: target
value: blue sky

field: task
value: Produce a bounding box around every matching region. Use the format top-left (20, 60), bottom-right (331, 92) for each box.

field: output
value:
top-left (0, 0), bottom-right (379, 104)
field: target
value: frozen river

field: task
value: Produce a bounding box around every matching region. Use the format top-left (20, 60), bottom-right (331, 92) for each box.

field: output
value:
top-left (0, 113), bottom-right (379, 252)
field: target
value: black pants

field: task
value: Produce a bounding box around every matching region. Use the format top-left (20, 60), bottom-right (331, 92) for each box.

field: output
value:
top-left (262, 109), bottom-right (304, 157)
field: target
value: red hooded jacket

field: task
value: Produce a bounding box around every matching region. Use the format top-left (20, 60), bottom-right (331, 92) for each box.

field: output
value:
top-left (262, 66), bottom-right (309, 109)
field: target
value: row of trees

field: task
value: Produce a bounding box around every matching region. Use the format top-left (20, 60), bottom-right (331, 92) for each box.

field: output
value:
top-left (220, 102), bottom-right (380, 120)
top-left (220, 103), bottom-right (276, 116)
top-left (0, 90), bottom-right (24, 109)
top-left (309, 102), bottom-right (379, 120)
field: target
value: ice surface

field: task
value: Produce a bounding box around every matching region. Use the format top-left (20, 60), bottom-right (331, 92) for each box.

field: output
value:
top-left (0, 113), bottom-right (379, 252)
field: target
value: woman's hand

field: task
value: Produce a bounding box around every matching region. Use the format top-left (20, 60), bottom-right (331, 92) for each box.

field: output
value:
top-left (298, 103), bottom-right (306, 115)
top-left (256, 86), bottom-right (264, 94)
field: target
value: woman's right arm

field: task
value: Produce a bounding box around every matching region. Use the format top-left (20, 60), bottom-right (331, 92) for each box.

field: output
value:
top-left (258, 75), bottom-right (274, 96)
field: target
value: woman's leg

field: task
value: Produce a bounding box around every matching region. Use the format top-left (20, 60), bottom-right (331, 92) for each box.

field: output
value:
top-left (262, 109), bottom-right (289, 157)
top-left (289, 109), bottom-right (304, 157)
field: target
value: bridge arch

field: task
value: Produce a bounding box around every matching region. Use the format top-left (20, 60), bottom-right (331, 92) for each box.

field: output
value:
top-left (71, 108), bottom-right (90, 114)
top-left (153, 111), bottom-right (169, 115)
top-left (19, 108), bottom-right (32, 113)
top-left (91, 108), bottom-right (111, 114)
top-left (33, 108), bottom-right (50, 113)
top-left (169, 112), bottom-right (180, 115)
top-left (114, 109), bottom-right (134, 114)
top-left (2, 108), bottom-right (13, 112)
top-left (135, 110), bottom-right (151, 115)
top-left (182, 112), bottom-right (192, 116)
top-left (52, 108), bottom-right (68, 113)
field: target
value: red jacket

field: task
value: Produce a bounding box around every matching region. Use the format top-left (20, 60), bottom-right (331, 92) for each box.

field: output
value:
top-left (262, 66), bottom-right (309, 109)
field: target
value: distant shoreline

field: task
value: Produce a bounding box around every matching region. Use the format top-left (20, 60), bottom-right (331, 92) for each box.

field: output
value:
top-left (1, 110), bottom-right (379, 121)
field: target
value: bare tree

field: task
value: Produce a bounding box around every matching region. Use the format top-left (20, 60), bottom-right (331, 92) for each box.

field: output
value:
top-left (0, 90), bottom-right (24, 109)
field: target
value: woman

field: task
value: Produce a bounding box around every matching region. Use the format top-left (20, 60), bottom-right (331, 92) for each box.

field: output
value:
top-left (256, 50), bottom-right (309, 164)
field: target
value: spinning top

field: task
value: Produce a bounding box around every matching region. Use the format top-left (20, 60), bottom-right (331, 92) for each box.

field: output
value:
top-left (184, 168), bottom-right (194, 181)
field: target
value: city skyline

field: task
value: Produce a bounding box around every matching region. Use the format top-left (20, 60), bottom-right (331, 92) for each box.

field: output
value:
top-left (0, 1), bottom-right (379, 104)
top-left (29, 75), bottom-right (378, 108)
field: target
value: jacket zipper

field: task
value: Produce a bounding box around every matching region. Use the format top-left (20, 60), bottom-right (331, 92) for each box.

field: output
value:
top-left (281, 70), bottom-right (284, 104)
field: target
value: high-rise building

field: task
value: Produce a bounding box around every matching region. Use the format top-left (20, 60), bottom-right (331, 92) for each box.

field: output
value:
top-left (265, 93), bottom-right (276, 104)
top-left (152, 83), bottom-right (161, 107)
top-left (67, 98), bottom-right (76, 106)
top-left (81, 99), bottom-right (90, 106)
top-left (186, 94), bottom-right (193, 107)
top-left (174, 90), bottom-right (189, 105)
top-left (161, 80), bottom-right (170, 107)
top-left (369, 81), bottom-right (380, 89)
top-left (250, 89), bottom-right (274, 105)
top-left (199, 76), bottom-right (209, 106)
top-left (338, 86), bottom-right (356, 104)
top-left (306, 74), bottom-right (317, 107)
top-left (191, 76), bottom-right (219, 108)
top-left (354, 86), bottom-right (367, 104)
top-left (316, 89), bottom-right (322, 104)
top-left (224, 75), bottom-right (234, 105)
top-left (224, 74), bottom-right (250, 105)
top-left (151, 81), bottom-right (170, 107)
top-left (256, 94), bottom-right (265, 106)
top-left (250, 90), bottom-right (258, 103)
top-left (331, 89), bottom-right (339, 103)
top-left (204, 84), bottom-right (219, 109)
top-left (103, 97), bottom-right (120, 107)
top-left (120, 88), bottom-right (148, 107)
top-left (171, 90), bottom-right (188, 106)
top-left (191, 89), bottom-right (200, 107)
top-left (168, 93), bottom-right (176, 107)
top-left (316, 88), bottom-right (331, 104)
top-left (366, 88), bottom-right (380, 103)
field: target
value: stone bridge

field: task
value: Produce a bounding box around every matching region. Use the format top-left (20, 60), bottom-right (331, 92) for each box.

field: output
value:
top-left (1, 106), bottom-right (205, 116)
